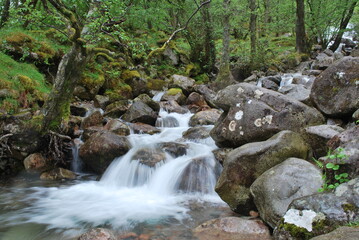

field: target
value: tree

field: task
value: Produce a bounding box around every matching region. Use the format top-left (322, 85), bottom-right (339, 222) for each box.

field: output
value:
top-left (295, 0), bottom-right (309, 53)
top-left (249, 0), bottom-right (257, 57)
top-left (0, 0), bottom-right (10, 28)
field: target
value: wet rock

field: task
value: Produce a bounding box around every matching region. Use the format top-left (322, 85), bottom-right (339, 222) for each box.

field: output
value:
top-left (155, 115), bottom-right (179, 128)
top-left (94, 95), bottom-right (110, 109)
top-left (310, 226), bottom-right (359, 240)
top-left (310, 57), bottom-right (359, 117)
top-left (79, 131), bottom-right (131, 174)
top-left (186, 92), bottom-right (210, 113)
top-left (70, 105), bottom-right (88, 117)
top-left (78, 228), bottom-right (116, 240)
top-left (9, 129), bottom-right (42, 160)
top-left (157, 142), bottom-right (188, 158)
top-left (302, 69), bottom-right (322, 76)
top-left (250, 158), bottom-right (323, 228)
top-left (159, 100), bottom-right (188, 114)
top-left (122, 101), bottom-right (158, 126)
top-left (193, 217), bottom-right (272, 240)
top-left (40, 168), bottom-right (76, 180)
top-left (131, 122), bottom-right (161, 135)
top-left (210, 82), bottom-right (324, 148)
top-left (104, 100), bottom-right (131, 118)
top-left (169, 74), bottom-right (195, 94)
top-left (189, 109), bottom-right (222, 127)
top-left (23, 153), bottom-right (49, 172)
top-left (104, 119), bottom-right (130, 136)
top-left (132, 148), bottom-right (166, 167)
top-left (81, 110), bottom-right (103, 129)
top-left (82, 126), bottom-right (104, 142)
top-left (259, 77), bottom-right (279, 91)
top-left (193, 84), bottom-right (218, 108)
top-left (134, 93), bottom-right (160, 112)
top-left (182, 126), bottom-right (211, 140)
top-left (161, 88), bottom-right (187, 105)
top-left (353, 109), bottom-right (359, 120)
top-left (274, 177), bottom-right (359, 239)
top-left (303, 124), bottom-right (345, 158)
top-left (216, 131), bottom-right (310, 215)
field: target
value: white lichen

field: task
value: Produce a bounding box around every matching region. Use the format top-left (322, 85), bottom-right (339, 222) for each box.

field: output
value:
top-left (254, 89), bottom-right (264, 99)
top-left (239, 131), bottom-right (244, 135)
top-left (229, 120), bottom-right (236, 132)
top-left (254, 118), bottom-right (262, 127)
top-left (237, 87), bottom-right (245, 94)
top-left (235, 111), bottom-right (244, 120)
top-left (254, 115), bottom-right (273, 127)
top-left (236, 103), bottom-right (241, 107)
top-left (283, 209), bottom-right (318, 232)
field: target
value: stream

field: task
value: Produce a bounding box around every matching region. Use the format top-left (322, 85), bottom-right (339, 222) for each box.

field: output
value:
top-left (0, 100), bottom-right (229, 240)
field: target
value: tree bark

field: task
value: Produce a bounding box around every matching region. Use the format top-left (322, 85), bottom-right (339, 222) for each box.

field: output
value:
top-left (329, 0), bottom-right (358, 52)
top-left (201, 2), bottom-right (216, 73)
top-left (295, 0), bottom-right (308, 53)
top-left (249, 0), bottom-right (257, 57)
top-left (0, 0), bottom-right (10, 28)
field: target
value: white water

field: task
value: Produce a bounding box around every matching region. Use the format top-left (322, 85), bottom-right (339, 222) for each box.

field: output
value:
top-left (1, 106), bottom-right (223, 236)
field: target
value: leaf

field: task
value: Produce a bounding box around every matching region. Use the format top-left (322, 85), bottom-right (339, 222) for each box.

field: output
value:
top-left (326, 163), bottom-right (336, 169)
top-left (340, 173), bottom-right (349, 178)
top-left (328, 184), bottom-right (335, 189)
top-left (333, 165), bottom-right (340, 171)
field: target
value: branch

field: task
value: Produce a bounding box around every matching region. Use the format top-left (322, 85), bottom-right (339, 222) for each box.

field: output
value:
top-left (162, 0), bottom-right (211, 48)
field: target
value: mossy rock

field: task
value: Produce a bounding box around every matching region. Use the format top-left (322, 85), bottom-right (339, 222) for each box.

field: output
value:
top-left (194, 74), bottom-right (210, 84)
top-left (105, 83), bottom-right (133, 101)
top-left (146, 79), bottom-right (167, 91)
top-left (185, 63), bottom-right (200, 77)
top-left (121, 70), bottom-right (141, 81)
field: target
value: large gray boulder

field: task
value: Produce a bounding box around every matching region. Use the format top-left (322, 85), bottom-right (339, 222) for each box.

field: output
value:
top-left (193, 217), bottom-right (272, 240)
top-left (216, 130), bottom-right (311, 215)
top-left (310, 57), bottom-right (359, 117)
top-left (79, 132), bottom-right (131, 174)
top-left (274, 177), bottom-right (359, 239)
top-left (121, 101), bottom-right (158, 126)
top-left (169, 74), bottom-right (195, 94)
top-left (189, 109), bottom-right (222, 127)
top-left (250, 158), bottom-right (323, 228)
top-left (210, 83), bottom-right (324, 148)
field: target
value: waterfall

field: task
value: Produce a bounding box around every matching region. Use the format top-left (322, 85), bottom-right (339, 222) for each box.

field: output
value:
top-left (5, 105), bottom-right (223, 232)
top-left (71, 138), bottom-right (83, 173)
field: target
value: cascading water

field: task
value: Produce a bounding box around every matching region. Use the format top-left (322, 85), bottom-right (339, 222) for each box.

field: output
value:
top-left (0, 102), bottom-right (225, 239)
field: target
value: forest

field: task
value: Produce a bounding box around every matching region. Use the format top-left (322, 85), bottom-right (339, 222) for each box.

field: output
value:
top-left (0, 0), bottom-right (358, 240)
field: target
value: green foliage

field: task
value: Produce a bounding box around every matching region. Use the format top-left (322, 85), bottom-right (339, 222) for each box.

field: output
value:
top-left (314, 148), bottom-right (350, 192)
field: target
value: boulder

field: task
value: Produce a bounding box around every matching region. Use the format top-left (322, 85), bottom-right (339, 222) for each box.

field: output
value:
top-left (82, 126), bottom-right (104, 142)
top-left (81, 110), bottom-right (103, 129)
top-left (258, 77), bottom-right (279, 91)
top-left (70, 105), bottom-right (88, 117)
top-left (216, 130), bottom-right (310, 214)
top-left (94, 95), bottom-right (110, 109)
top-left (310, 227), bottom-right (359, 240)
top-left (189, 109), bottom-right (222, 127)
top-left (79, 131), bottom-right (131, 174)
top-left (303, 124), bottom-right (345, 158)
top-left (278, 84), bottom-right (311, 105)
top-left (40, 168), bottom-right (76, 180)
top-left (250, 158), bottom-right (323, 228)
top-left (193, 217), bottom-right (272, 240)
top-left (159, 100), bottom-right (188, 114)
top-left (186, 92), bottom-right (210, 113)
top-left (134, 93), bottom-right (160, 112)
top-left (182, 126), bottom-right (211, 141)
top-left (121, 101), bottom-right (158, 126)
top-left (210, 83), bottom-right (324, 148)
top-left (169, 74), bottom-right (195, 94)
top-left (131, 122), bottom-right (161, 135)
top-left (131, 148), bottom-right (166, 167)
top-left (78, 228), bottom-right (116, 240)
top-left (212, 148), bottom-right (233, 166)
top-left (23, 153), bottom-right (49, 172)
top-left (104, 119), bottom-right (130, 136)
top-left (274, 177), bottom-right (359, 239)
top-left (193, 84), bottom-right (218, 108)
top-left (161, 88), bottom-right (187, 105)
top-left (310, 57), bottom-right (359, 117)
top-left (104, 100), bottom-right (131, 118)
top-left (311, 52), bottom-right (334, 70)
top-left (156, 142), bottom-right (188, 158)
top-left (9, 129), bottom-right (42, 160)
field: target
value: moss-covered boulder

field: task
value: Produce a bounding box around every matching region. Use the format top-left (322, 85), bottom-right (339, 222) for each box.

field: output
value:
top-left (162, 88), bottom-right (186, 105)
top-left (216, 131), bottom-right (310, 215)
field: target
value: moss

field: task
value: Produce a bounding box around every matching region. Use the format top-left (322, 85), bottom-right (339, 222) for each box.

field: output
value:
top-left (121, 70), bottom-right (141, 81)
top-left (146, 79), bottom-right (166, 91)
top-left (185, 63), bottom-right (200, 77)
top-left (166, 88), bottom-right (183, 96)
top-left (280, 223), bottom-right (314, 239)
top-left (342, 203), bottom-right (357, 212)
top-left (0, 98), bottom-right (19, 114)
top-left (18, 75), bottom-right (38, 92)
top-left (194, 73), bottom-right (210, 84)
top-left (105, 83), bottom-right (133, 101)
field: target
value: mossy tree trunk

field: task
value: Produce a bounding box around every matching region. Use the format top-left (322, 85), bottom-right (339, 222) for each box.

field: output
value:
top-left (216, 0), bottom-right (235, 87)
top-left (295, 0), bottom-right (309, 53)
top-left (0, 0), bottom-right (10, 28)
top-left (249, 0), bottom-right (257, 58)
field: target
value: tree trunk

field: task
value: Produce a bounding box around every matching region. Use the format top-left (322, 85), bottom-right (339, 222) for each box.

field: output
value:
top-left (216, 0), bottom-right (235, 86)
top-left (263, 0), bottom-right (271, 36)
top-left (249, 0), bottom-right (257, 58)
top-left (0, 0), bottom-right (11, 28)
top-left (295, 0), bottom-right (308, 53)
top-left (201, 3), bottom-right (216, 73)
top-left (41, 42), bottom-right (87, 132)
top-left (329, 0), bottom-right (358, 52)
